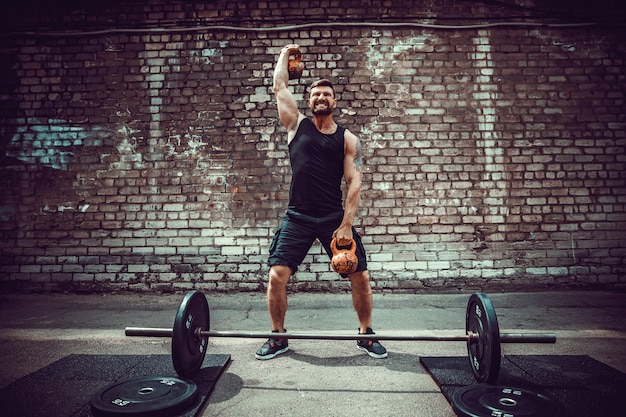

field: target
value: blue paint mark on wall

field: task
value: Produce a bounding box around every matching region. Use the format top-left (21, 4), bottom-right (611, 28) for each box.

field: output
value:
top-left (6, 117), bottom-right (106, 170)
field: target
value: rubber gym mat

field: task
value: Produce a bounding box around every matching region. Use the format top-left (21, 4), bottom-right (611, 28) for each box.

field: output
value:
top-left (0, 353), bottom-right (230, 417)
top-left (420, 355), bottom-right (626, 417)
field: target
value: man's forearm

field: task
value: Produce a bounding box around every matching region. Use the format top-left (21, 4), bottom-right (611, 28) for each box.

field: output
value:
top-left (273, 47), bottom-right (291, 92)
top-left (341, 184), bottom-right (361, 229)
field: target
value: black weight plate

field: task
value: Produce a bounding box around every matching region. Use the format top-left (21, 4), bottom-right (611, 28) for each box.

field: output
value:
top-left (91, 376), bottom-right (198, 417)
top-left (452, 384), bottom-right (567, 417)
top-left (172, 290), bottom-right (210, 378)
top-left (466, 293), bottom-right (501, 384)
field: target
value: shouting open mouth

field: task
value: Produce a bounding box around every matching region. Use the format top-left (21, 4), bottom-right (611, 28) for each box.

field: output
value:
top-left (312, 100), bottom-right (333, 115)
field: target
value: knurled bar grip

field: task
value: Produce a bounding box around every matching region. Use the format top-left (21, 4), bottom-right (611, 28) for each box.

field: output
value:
top-left (124, 327), bottom-right (557, 343)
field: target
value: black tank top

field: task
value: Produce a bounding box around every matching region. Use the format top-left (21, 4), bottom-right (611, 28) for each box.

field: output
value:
top-left (288, 118), bottom-right (345, 215)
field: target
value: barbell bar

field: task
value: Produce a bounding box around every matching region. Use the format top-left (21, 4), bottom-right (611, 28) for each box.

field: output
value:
top-left (123, 290), bottom-right (557, 384)
top-left (125, 327), bottom-right (556, 344)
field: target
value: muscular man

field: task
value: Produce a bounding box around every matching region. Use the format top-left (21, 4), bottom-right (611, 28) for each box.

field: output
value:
top-left (255, 44), bottom-right (387, 360)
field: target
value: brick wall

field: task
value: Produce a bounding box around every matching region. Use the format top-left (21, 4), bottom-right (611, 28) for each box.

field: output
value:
top-left (1, 0), bottom-right (625, 293)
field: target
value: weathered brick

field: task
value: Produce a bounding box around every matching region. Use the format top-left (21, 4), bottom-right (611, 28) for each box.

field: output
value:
top-left (0, 0), bottom-right (624, 293)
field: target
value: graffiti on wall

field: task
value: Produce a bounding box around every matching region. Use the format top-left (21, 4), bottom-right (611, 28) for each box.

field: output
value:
top-left (6, 117), bottom-right (108, 171)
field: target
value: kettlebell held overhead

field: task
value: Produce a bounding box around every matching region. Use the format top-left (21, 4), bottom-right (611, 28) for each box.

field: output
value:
top-left (287, 50), bottom-right (304, 79)
top-left (331, 238), bottom-right (359, 274)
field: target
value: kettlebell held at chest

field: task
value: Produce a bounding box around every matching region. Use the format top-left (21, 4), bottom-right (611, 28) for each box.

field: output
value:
top-left (288, 51), bottom-right (304, 80)
top-left (330, 238), bottom-right (358, 274)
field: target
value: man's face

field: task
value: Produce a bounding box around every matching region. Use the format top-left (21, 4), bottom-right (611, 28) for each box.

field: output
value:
top-left (308, 86), bottom-right (336, 116)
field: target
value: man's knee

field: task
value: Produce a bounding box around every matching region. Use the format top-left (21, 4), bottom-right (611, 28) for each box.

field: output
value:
top-left (269, 265), bottom-right (292, 288)
top-left (349, 269), bottom-right (370, 282)
top-left (349, 270), bottom-right (371, 292)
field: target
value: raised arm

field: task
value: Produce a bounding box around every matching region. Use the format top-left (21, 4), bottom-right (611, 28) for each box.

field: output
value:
top-left (334, 129), bottom-right (364, 245)
top-left (273, 44), bottom-right (305, 141)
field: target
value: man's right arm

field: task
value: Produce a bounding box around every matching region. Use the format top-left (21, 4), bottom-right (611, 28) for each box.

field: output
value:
top-left (273, 44), bottom-right (305, 140)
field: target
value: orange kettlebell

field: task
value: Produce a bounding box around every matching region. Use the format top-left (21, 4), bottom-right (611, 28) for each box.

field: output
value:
top-left (288, 50), bottom-right (304, 80)
top-left (330, 238), bottom-right (358, 274)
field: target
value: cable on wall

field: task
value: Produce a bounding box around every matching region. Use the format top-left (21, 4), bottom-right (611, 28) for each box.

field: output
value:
top-left (0, 20), bottom-right (615, 39)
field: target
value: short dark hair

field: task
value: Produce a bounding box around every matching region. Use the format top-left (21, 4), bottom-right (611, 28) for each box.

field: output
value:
top-left (309, 79), bottom-right (335, 97)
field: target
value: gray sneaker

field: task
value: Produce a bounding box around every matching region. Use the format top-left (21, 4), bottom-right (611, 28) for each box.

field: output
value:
top-left (356, 327), bottom-right (388, 359)
top-left (255, 330), bottom-right (289, 360)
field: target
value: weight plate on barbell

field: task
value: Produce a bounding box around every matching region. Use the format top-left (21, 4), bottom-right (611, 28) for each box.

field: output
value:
top-left (172, 290), bottom-right (210, 378)
top-left (466, 293), bottom-right (501, 384)
top-left (451, 384), bottom-right (566, 417)
top-left (90, 376), bottom-right (198, 417)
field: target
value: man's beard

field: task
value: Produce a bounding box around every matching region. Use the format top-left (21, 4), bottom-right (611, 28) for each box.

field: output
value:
top-left (312, 101), bottom-right (333, 115)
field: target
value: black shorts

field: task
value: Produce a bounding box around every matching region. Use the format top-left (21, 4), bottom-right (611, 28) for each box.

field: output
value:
top-left (268, 209), bottom-right (368, 277)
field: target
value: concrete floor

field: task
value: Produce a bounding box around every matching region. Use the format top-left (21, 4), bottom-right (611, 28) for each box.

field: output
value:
top-left (1, 290), bottom-right (625, 416)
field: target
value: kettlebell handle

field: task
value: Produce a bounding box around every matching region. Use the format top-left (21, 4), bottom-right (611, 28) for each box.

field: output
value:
top-left (330, 238), bottom-right (356, 254)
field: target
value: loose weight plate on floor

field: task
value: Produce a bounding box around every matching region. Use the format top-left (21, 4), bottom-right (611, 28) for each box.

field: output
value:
top-left (466, 293), bottom-right (501, 384)
top-left (172, 290), bottom-right (210, 378)
top-left (451, 384), bottom-right (566, 417)
top-left (90, 376), bottom-right (198, 417)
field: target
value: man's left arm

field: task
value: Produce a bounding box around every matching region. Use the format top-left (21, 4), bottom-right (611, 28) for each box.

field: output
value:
top-left (334, 129), bottom-right (363, 245)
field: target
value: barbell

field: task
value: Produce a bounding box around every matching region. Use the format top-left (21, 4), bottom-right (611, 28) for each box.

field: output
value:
top-left (124, 291), bottom-right (556, 384)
